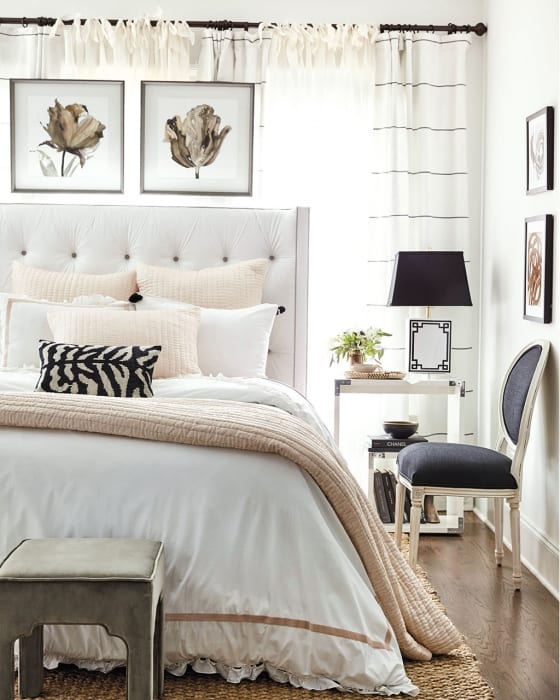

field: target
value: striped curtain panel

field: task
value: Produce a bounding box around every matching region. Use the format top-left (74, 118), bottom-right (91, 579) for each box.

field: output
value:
top-left (0, 24), bottom-right (63, 79)
top-left (0, 24), bottom-right (63, 194)
top-left (368, 32), bottom-right (476, 443)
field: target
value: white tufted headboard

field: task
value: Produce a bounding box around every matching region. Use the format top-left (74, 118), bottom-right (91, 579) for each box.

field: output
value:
top-left (0, 204), bottom-right (309, 393)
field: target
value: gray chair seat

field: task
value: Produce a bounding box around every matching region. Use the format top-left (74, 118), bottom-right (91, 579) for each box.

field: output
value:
top-left (398, 442), bottom-right (517, 490)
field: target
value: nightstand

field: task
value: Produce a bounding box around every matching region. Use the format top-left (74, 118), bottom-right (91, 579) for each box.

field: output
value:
top-left (334, 377), bottom-right (465, 534)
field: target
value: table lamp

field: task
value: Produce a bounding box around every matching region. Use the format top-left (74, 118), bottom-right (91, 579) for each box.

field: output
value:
top-left (387, 251), bottom-right (472, 373)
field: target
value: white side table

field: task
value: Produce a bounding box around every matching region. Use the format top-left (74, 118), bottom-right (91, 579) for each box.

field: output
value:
top-left (334, 377), bottom-right (466, 534)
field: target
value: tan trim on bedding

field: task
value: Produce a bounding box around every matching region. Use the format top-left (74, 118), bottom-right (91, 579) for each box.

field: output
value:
top-left (166, 612), bottom-right (393, 651)
top-left (0, 391), bottom-right (462, 661)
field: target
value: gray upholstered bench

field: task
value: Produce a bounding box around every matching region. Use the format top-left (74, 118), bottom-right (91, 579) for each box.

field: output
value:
top-left (0, 538), bottom-right (165, 700)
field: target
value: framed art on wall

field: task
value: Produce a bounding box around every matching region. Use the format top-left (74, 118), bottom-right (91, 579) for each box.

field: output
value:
top-left (141, 81), bottom-right (254, 196)
top-left (10, 79), bottom-right (124, 193)
top-left (524, 215), bottom-right (553, 323)
top-left (526, 106), bottom-right (554, 194)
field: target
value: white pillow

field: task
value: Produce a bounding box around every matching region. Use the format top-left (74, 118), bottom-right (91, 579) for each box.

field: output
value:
top-left (135, 296), bottom-right (277, 378)
top-left (47, 307), bottom-right (201, 379)
top-left (11, 261), bottom-right (138, 302)
top-left (0, 294), bottom-right (133, 369)
top-left (136, 259), bottom-right (269, 309)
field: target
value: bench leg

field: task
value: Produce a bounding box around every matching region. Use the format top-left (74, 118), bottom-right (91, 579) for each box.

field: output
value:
top-left (0, 640), bottom-right (14, 700)
top-left (153, 597), bottom-right (164, 699)
top-left (19, 626), bottom-right (44, 698)
top-left (127, 637), bottom-right (154, 700)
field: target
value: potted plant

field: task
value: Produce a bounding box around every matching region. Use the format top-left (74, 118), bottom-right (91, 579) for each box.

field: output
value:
top-left (329, 327), bottom-right (392, 367)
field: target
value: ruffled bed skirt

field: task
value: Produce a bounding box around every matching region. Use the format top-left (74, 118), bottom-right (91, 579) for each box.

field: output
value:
top-left (43, 654), bottom-right (417, 696)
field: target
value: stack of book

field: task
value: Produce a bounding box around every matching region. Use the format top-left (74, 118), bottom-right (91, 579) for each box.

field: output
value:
top-left (368, 434), bottom-right (428, 525)
top-left (368, 433), bottom-right (428, 453)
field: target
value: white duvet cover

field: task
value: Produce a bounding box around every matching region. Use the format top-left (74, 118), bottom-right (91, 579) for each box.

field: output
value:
top-left (0, 370), bottom-right (418, 696)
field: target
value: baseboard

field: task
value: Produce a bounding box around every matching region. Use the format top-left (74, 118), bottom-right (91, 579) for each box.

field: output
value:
top-left (473, 506), bottom-right (559, 599)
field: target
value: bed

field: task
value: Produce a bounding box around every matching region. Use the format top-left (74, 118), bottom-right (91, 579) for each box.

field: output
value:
top-left (0, 203), bottom-right (460, 696)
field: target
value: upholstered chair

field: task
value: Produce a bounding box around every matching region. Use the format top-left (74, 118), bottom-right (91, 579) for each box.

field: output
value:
top-left (394, 340), bottom-right (550, 589)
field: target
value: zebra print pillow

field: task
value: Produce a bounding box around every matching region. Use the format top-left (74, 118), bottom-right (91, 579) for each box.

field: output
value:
top-left (35, 340), bottom-right (161, 398)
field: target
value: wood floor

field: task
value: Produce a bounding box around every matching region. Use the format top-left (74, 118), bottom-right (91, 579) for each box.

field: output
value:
top-left (418, 511), bottom-right (559, 700)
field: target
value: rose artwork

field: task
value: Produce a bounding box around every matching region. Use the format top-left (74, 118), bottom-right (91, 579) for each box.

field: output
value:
top-left (530, 126), bottom-right (545, 180)
top-left (163, 104), bottom-right (231, 179)
top-left (36, 99), bottom-right (106, 177)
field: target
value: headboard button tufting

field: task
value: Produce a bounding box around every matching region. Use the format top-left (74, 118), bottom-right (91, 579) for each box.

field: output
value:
top-left (0, 203), bottom-right (307, 393)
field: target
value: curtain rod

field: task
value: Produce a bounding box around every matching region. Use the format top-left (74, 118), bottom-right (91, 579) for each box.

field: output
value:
top-left (380, 23), bottom-right (487, 36)
top-left (0, 17), bottom-right (259, 29)
top-left (0, 16), bottom-right (487, 35)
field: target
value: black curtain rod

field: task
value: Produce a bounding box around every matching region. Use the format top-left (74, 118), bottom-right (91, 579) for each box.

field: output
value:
top-left (0, 16), bottom-right (259, 30)
top-left (380, 22), bottom-right (487, 36)
top-left (0, 16), bottom-right (487, 35)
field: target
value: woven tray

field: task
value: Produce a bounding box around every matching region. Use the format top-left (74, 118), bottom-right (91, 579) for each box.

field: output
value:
top-left (344, 369), bottom-right (406, 380)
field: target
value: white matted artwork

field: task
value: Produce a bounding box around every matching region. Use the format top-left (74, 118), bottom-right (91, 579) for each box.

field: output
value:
top-left (10, 79), bottom-right (124, 193)
top-left (141, 81), bottom-right (254, 196)
top-left (526, 106), bottom-right (554, 195)
top-left (408, 319), bottom-right (452, 373)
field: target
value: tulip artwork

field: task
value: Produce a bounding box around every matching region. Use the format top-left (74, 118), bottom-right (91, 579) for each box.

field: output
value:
top-left (140, 81), bottom-right (253, 195)
top-left (163, 104), bottom-right (231, 179)
top-left (36, 99), bottom-right (106, 177)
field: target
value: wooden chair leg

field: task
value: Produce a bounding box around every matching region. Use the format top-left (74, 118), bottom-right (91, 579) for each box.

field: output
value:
top-left (494, 497), bottom-right (504, 566)
top-left (408, 489), bottom-right (423, 572)
top-left (394, 481), bottom-right (406, 548)
top-left (508, 498), bottom-right (522, 590)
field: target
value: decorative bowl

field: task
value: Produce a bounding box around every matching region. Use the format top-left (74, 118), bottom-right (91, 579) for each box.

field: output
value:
top-left (383, 420), bottom-right (419, 439)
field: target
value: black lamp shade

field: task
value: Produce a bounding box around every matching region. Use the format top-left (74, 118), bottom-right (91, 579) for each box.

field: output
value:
top-left (387, 251), bottom-right (472, 307)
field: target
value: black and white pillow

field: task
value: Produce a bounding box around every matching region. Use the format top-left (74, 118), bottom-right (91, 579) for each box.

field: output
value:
top-left (35, 340), bottom-right (161, 398)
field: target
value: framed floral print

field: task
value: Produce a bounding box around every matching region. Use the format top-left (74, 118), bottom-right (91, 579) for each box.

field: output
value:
top-left (10, 79), bottom-right (124, 193)
top-left (524, 215), bottom-right (553, 323)
top-left (141, 81), bottom-right (254, 196)
top-left (526, 106), bottom-right (554, 194)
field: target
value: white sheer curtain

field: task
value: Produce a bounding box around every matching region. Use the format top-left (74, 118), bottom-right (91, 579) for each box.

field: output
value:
top-left (258, 25), bottom-right (379, 467)
top-left (46, 18), bottom-right (195, 79)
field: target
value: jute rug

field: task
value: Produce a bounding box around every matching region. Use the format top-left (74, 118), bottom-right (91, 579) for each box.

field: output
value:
top-left (12, 546), bottom-right (494, 699)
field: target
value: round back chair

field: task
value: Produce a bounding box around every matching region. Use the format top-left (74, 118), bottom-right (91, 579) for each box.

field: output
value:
top-left (394, 339), bottom-right (550, 589)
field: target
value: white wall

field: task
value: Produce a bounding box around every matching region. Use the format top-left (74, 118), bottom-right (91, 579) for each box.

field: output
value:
top-left (479, 0), bottom-right (559, 596)
top-left (11, 0), bottom-right (483, 25)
